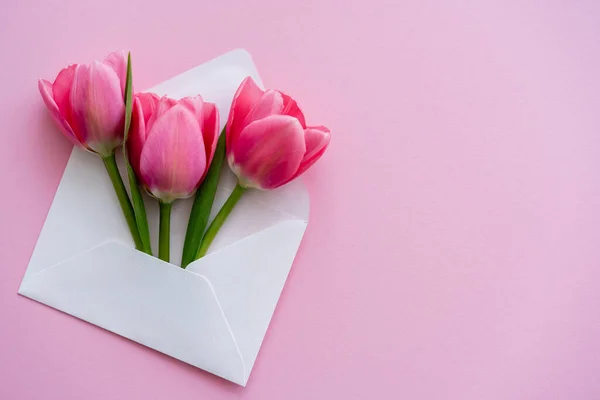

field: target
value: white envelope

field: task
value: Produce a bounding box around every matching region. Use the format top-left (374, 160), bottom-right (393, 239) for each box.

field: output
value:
top-left (18, 49), bottom-right (309, 386)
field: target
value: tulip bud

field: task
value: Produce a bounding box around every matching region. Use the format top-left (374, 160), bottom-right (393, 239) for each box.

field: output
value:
top-left (193, 77), bottom-right (331, 260)
top-left (128, 93), bottom-right (219, 262)
top-left (38, 51), bottom-right (128, 157)
top-left (226, 77), bottom-right (330, 190)
top-left (128, 94), bottom-right (219, 203)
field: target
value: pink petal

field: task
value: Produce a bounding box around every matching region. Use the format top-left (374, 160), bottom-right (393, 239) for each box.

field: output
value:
top-left (70, 62), bottom-right (125, 156)
top-left (200, 101), bottom-right (219, 180)
top-left (39, 79), bottom-right (59, 114)
top-left (140, 105), bottom-right (206, 201)
top-left (303, 126), bottom-right (331, 161)
top-left (231, 115), bottom-right (306, 189)
top-left (242, 89), bottom-right (284, 126)
top-left (226, 76), bottom-right (264, 152)
top-left (286, 126), bottom-right (331, 182)
top-left (52, 64), bottom-right (77, 128)
top-left (128, 97), bottom-right (147, 175)
top-left (135, 92), bottom-right (161, 125)
top-left (281, 93), bottom-right (306, 128)
top-left (102, 50), bottom-right (128, 95)
top-left (180, 95), bottom-right (205, 131)
top-left (128, 94), bottom-right (161, 174)
top-left (38, 79), bottom-right (81, 147)
top-left (145, 96), bottom-right (178, 136)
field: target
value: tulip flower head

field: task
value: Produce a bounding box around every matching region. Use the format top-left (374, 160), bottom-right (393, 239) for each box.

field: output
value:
top-left (193, 77), bottom-right (331, 260)
top-left (226, 77), bottom-right (330, 190)
top-left (128, 92), bottom-right (219, 262)
top-left (128, 93), bottom-right (219, 204)
top-left (38, 51), bottom-right (128, 157)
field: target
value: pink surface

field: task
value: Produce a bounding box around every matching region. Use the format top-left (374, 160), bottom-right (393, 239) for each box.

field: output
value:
top-left (1, 0), bottom-right (599, 398)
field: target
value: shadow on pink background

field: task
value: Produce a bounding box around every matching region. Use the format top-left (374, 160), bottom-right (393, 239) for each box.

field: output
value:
top-left (1, 0), bottom-right (600, 399)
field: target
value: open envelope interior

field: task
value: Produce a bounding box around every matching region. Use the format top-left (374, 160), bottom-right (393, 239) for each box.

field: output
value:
top-left (19, 49), bottom-right (310, 386)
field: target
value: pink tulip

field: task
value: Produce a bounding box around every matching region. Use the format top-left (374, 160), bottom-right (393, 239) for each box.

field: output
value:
top-left (38, 51), bottom-right (150, 253)
top-left (129, 92), bottom-right (219, 261)
top-left (194, 77), bottom-right (331, 260)
top-left (38, 50), bottom-right (128, 157)
top-left (226, 77), bottom-right (331, 190)
top-left (128, 93), bottom-right (219, 203)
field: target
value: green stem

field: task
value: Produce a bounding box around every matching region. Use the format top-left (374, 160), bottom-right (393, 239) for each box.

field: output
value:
top-left (196, 184), bottom-right (247, 259)
top-left (102, 153), bottom-right (143, 250)
top-left (159, 202), bottom-right (172, 262)
top-left (181, 129), bottom-right (227, 268)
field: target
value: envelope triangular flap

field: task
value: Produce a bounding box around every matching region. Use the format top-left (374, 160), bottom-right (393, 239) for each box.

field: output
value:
top-left (20, 241), bottom-right (246, 384)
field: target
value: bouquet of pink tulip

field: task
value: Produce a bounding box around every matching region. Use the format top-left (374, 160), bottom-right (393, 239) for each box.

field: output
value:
top-left (38, 51), bottom-right (330, 266)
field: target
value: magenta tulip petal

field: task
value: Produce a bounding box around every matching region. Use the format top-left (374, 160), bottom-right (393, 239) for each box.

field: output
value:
top-left (52, 64), bottom-right (77, 126)
top-left (287, 126), bottom-right (331, 182)
top-left (145, 96), bottom-right (177, 136)
top-left (242, 89), bottom-right (284, 126)
top-left (231, 115), bottom-right (305, 189)
top-left (140, 105), bottom-right (206, 201)
top-left (180, 96), bottom-right (205, 131)
top-left (38, 79), bottom-right (59, 114)
top-left (226, 76), bottom-right (264, 150)
top-left (70, 62), bottom-right (125, 156)
top-left (281, 93), bottom-right (306, 128)
top-left (102, 50), bottom-right (128, 95)
top-left (303, 126), bottom-right (331, 161)
top-left (136, 92), bottom-right (160, 125)
top-left (38, 79), bottom-right (81, 147)
top-left (201, 101), bottom-right (219, 177)
top-left (128, 97), bottom-right (148, 174)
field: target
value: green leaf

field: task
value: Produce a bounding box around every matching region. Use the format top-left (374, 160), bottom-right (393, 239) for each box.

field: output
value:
top-left (123, 52), bottom-right (133, 141)
top-left (126, 161), bottom-right (152, 255)
top-left (123, 52), bottom-right (152, 255)
top-left (181, 129), bottom-right (227, 268)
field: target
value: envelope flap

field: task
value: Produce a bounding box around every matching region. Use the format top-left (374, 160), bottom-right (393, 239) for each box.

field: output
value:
top-left (19, 241), bottom-right (247, 385)
top-left (149, 49), bottom-right (262, 128)
top-left (187, 219), bottom-right (308, 384)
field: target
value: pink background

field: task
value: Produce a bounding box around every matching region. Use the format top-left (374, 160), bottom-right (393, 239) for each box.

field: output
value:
top-left (1, 0), bottom-right (600, 398)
